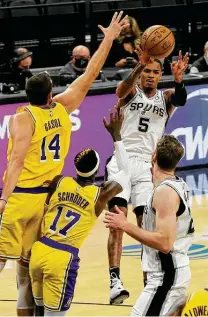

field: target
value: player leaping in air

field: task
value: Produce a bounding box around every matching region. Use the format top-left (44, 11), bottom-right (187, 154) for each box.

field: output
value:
top-left (105, 48), bottom-right (189, 304)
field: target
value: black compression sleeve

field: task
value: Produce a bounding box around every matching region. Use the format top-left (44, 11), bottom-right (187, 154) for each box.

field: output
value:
top-left (170, 81), bottom-right (187, 107)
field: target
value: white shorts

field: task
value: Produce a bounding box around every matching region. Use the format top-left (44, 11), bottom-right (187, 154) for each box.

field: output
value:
top-left (106, 155), bottom-right (153, 208)
top-left (131, 266), bottom-right (191, 316)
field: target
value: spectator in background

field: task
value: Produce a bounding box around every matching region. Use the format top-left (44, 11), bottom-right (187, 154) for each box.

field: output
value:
top-left (111, 16), bottom-right (141, 68)
top-left (59, 45), bottom-right (90, 85)
top-left (0, 48), bottom-right (33, 91)
top-left (190, 41), bottom-right (208, 73)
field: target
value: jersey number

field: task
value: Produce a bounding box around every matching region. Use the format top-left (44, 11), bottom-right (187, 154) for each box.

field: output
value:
top-left (50, 206), bottom-right (81, 237)
top-left (41, 134), bottom-right (60, 161)
top-left (138, 117), bottom-right (150, 132)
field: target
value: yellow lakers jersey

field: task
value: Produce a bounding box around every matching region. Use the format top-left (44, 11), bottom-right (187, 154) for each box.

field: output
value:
top-left (42, 176), bottom-right (101, 248)
top-left (6, 102), bottom-right (71, 187)
top-left (182, 289), bottom-right (208, 316)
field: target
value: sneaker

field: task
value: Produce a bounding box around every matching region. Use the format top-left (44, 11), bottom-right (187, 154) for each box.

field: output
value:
top-left (110, 278), bottom-right (129, 305)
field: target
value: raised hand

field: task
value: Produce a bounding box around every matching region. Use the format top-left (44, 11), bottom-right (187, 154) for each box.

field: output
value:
top-left (98, 11), bottom-right (129, 41)
top-left (103, 108), bottom-right (124, 141)
top-left (171, 51), bottom-right (189, 83)
top-left (135, 45), bottom-right (154, 65)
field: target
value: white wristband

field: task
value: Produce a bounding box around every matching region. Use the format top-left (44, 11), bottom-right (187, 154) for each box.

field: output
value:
top-left (114, 141), bottom-right (129, 174)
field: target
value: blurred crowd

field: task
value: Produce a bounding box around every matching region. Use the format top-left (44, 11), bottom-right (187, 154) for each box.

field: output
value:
top-left (0, 16), bottom-right (207, 93)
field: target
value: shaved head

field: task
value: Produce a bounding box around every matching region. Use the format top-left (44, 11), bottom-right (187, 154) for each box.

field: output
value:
top-left (72, 45), bottom-right (90, 58)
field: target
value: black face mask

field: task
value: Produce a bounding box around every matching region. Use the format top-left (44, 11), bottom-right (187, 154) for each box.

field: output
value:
top-left (74, 58), bottom-right (88, 69)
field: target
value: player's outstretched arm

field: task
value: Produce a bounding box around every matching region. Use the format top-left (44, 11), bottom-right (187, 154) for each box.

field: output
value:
top-left (116, 47), bottom-right (152, 100)
top-left (0, 112), bottom-right (34, 214)
top-left (53, 11), bottom-right (129, 113)
top-left (95, 109), bottom-right (129, 217)
top-left (164, 51), bottom-right (189, 116)
top-left (104, 185), bottom-right (179, 254)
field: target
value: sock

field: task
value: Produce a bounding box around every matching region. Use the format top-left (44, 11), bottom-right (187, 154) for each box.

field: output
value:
top-left (35, 305), bottom-right (44, 316)
top-left (110, 267), bottom-right (120, 281)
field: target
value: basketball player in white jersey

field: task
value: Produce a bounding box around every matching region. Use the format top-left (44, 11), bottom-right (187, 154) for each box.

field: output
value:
top-left (105, 134), bottom-right (195, 316)
top-left (105, 49), bottom-right (189, 304)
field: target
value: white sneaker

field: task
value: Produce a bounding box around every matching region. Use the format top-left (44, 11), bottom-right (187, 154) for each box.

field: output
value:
top-left (110, 278), bottom-right (129, 305)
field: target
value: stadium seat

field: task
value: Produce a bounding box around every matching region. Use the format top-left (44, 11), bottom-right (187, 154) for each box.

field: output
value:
top-left (9, 0), bottom-right (41, 16)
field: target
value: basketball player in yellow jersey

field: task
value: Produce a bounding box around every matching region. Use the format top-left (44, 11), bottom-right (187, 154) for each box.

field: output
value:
top-left (0, 12), bottom-right (129, 316)
top-left (29, 109), bottom-right (129, 316)
top-left (168, 289), bottom-right (208, 316)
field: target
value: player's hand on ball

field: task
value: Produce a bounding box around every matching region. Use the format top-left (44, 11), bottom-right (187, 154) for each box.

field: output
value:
top-left (104, 206), bottom-right (127, 230)
top-left (98, 11), bottom-right (129, 40)
top-left (171, 51), bottom-right (189, 83)
top-left (103, 108), bottom-right (124, 138)
top-left (135, 45), bottom-right (154, 65)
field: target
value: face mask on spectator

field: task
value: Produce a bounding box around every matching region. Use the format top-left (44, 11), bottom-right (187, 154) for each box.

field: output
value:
top-left (74, 57), bottom-right (89, 69)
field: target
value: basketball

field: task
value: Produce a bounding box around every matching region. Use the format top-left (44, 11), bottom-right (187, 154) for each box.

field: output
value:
top-left (141, 25), bottom-right (175, 59)
top-left (181, 289), bottom-right (208, 316)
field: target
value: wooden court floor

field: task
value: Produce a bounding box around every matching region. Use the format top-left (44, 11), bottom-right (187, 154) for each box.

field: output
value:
top-left (0, 170), bottom-right (208, 316)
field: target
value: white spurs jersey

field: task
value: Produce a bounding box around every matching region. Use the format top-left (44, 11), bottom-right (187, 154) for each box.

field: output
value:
top-left (142, 176), bottom-right (194, 272)
top-left (121, 86), bottom-right (168, 160)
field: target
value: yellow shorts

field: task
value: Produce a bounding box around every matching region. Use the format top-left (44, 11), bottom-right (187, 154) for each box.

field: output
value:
top-left (0, 187), bottom-right (48, 261)
top-left (30, 237), bottom-right (80, 312)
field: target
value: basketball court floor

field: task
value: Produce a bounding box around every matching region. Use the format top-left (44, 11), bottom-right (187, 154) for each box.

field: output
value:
top-left (0, 168), bottom-right (208, 316)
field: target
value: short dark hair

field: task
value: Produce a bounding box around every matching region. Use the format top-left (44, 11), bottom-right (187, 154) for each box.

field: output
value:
top-left (154, 59), bottom-right (163, 69)
top-left (156, 135), bottom-right (184, 171)
top-left (26, 72), bottom-right (52, 105)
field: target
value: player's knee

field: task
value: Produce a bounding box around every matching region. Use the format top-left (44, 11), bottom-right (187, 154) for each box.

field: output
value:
top-left (34, 298), bottom-right (44, 306)
top-left (108, 197), bottom-right (128, 215)
top-left (16, 262), bottom-right (34, 309)
top-left (0, 259), bottom-right (6, 273)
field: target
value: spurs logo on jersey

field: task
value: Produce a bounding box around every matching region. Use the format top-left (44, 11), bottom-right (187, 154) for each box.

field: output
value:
top-left (142, 177), bottom-right (195, 272)
top-left (121, 87), bottom-right (168, 160)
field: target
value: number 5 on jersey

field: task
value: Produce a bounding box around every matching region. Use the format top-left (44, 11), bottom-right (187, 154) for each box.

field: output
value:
top-left (41, 133), bottom-right (60, 162)
top-left (138, 117), bottom-right (150, 132)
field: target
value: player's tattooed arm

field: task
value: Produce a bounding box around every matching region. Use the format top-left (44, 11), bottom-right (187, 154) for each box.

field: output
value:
top-left (53, 11), bottom-right (129, 113)
top-left (116, 62), bottom-right (145, 100)
top-left (95, 181), bottom-right (122, 217)
top-left (0, 112), bottom-right (34, 212)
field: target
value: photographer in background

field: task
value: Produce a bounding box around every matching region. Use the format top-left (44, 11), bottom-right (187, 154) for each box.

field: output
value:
top-left (0, 48), bottom-right (33, 92)
top-left (110, 16), bottom-right (141, 68)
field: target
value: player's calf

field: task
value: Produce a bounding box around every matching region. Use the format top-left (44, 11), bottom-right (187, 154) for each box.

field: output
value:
top-left (16, 259), bottom-right (34, 316)
top-left (134, 206), bottom-right (145, 227)
top-left (108, 198), bottom-right (129, 305)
